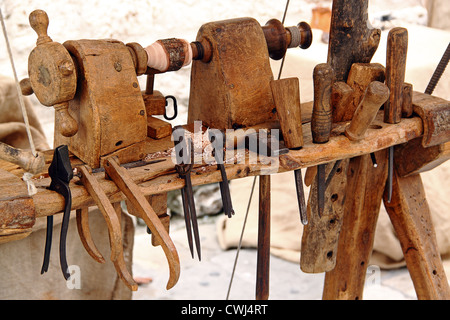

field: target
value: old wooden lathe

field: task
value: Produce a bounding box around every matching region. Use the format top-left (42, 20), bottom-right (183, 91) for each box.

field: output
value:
top-left (0, 0), bottom-right (449, 300)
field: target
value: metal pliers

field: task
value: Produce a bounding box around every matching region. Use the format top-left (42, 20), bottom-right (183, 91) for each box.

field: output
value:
top-left (41, 145), bottom-right (73, 280)
top-left (173, 126), bottom-right (201, 260)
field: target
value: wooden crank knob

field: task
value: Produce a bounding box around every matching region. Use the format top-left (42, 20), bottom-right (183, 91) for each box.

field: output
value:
top-left (345, 81), bottom-right (390, 141)
top-left (29, 9), bottom-right (52, 45)
top-left (20, 78), bottom-right (34, 96)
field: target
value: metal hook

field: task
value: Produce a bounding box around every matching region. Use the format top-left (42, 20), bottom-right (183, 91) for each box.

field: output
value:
top-left (164, 95), bottom-right (178, 120)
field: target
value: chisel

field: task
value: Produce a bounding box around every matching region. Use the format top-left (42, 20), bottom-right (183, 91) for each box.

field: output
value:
top-left (384, 27), bottom-right (408, 202)
top-left (311, 63), bottom-right (334, 217)
top-left (270, 77), bottom-right (307, 225)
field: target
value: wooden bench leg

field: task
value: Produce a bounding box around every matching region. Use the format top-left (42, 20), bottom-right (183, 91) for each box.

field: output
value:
top-left (383, 171), bottom-right (450, 300)
top-left (322, 150), bottom-right (388, 300)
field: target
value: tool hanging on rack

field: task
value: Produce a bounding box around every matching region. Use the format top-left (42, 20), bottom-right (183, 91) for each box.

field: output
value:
top-left (173, 126), bottom-right (201, 261)
top-left (41, 145), bottom-right (73, 279)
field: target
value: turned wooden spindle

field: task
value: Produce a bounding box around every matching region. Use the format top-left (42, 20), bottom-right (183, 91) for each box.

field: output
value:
top-left (262, 19), bottom-right (312, 60)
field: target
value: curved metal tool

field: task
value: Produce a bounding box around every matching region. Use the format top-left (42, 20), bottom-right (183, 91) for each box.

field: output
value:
top-left (76, 207), bottom-right (105, 264)
top-left (76, 165), bottom-right (137, 291)
top-left (104, 156), bottom-right (180, 290)
top-left (41, 145), bottom-right (73, 280)
top-left (78, 166), bottom-right (123, 262)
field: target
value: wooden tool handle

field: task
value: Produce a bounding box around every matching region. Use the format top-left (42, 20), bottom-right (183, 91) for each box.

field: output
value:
top-left (345, 81), bottom-right (389, 141)
top-left (270, 78), bottom-right (303, 149)
top-left (311, 63), bottom-right (334, 144)
top-left (0, 142), bottom-right (45, 174)
top-left (384, 27), bottom-right (408, 124)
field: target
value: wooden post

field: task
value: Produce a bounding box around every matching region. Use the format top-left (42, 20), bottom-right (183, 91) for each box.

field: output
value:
top-left (256, 174), bottom-right (271, 300)
top-left (383, 171), bottom-right (450, 300)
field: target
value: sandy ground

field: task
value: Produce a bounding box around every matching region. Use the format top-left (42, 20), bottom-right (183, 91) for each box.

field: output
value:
top-left (0, 0), bottom-right (449, 300)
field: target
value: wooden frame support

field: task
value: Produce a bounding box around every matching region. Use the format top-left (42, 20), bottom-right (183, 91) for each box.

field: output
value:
top-left (322, 150), bottom-right (388, 300)
top-left (383, 171), bottom-right (450, 300)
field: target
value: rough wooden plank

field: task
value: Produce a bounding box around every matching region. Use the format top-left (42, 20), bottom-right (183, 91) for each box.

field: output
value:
top-left (300, 159), bottom-right (348, 273)
top-left (322, 149), bottom-right (389, 300)
top-left (25, 111), bottom-right (424, 218)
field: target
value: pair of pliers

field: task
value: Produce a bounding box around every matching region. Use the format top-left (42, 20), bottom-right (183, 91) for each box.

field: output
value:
top-left (173, 126), bottom-right (201, 261)
top-left (41, 145), bottom-right (73, 280)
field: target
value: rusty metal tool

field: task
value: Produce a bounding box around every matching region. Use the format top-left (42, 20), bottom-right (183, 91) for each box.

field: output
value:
top-left (425, 42), bottom-right (449, 95)
top-left (77, 165), bottom-right (138, 291)
top-left (104, 156), bottom-right (180, 289)
top-left (41, 145), bottom-right (73, 280)
top-left (173, 126), bottom-right (201, 260)
top-left (311, 63), bottom-right (334, 217)
top-left (384, 27), bottom-right (408, 202)
top-left (208, 130), bottom-right (234, 218)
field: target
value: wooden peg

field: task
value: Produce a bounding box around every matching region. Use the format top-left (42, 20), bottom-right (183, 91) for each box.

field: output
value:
top-left (384, 27), bottom-right (408, 124)
top-left (311, 63), bottom-right (334, 144)
top-left (401, 82), bottom-right (413, 118)
top-left (345, 81), bottom-right (389, 141)
top-left (331, 81), bottom-right (353, 123)
top-left (270, 77), bottom-right (303, 149)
